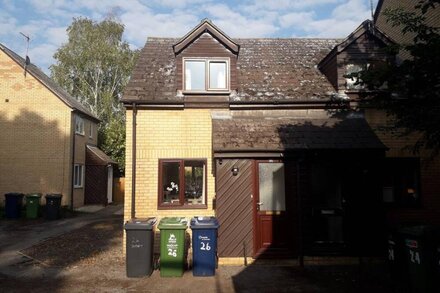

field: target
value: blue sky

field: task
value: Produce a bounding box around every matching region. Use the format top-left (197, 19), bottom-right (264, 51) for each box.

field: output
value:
top-left (0, 0), bottom-right (378, 73)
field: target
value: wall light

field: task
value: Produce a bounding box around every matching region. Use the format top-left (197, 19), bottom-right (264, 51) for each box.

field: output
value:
top-left (232, 167), bottom-right (239, 176)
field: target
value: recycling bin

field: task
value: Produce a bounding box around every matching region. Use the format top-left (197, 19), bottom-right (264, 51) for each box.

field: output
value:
top-left (125, 217), bottom-right (157, 278)
top-left (4, 193), bottom-right (24, 219)
top-left (190, 216), bottom-right (219, 276)
top-left (158, 217), bottom-right (188, 277)
top-left (400, 225), bottom-right (440, 293)
top-left (26, 193), bottom-right (42, 219)
top-left (45, 194), bottom-right (62, 220)
top-left (387, 231), bottom-right (409, 290)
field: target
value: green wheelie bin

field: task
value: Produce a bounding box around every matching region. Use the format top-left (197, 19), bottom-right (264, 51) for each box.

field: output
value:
top-left (26, 193), bottom-right (42, 219)
top-left (400, 225), bottom-right (440, 293)
top-left (158, 217), bottom-right (188, 277)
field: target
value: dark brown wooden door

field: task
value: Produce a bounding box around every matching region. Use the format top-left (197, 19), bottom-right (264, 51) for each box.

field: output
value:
top-left (253, 161), bottom-right (289, 257)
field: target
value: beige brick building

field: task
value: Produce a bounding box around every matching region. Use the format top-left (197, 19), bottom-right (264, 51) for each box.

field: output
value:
top-left (0, 43), bottom-right (113, 208)
top-left (122, 19), bottom-right (440, 262)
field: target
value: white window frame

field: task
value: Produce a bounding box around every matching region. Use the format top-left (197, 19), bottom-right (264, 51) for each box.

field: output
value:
top-left (75, 116), bottom-right (84, 135)
top-left (74, 164), bottom-right (84, 188)
top-left (89, 122), bottom-right (93, 138)
top-left (183, 58), bottom-right (230, 92)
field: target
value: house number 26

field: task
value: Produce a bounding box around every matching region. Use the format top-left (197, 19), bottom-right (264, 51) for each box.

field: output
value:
top-left (409, 250), bottom-right (421, 264)
top-left (200, 242), bottom-right (211, 251)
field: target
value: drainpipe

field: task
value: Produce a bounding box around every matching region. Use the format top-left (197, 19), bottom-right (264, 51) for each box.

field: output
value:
top-left (131, 103), bottom-right (137, 219)
top-left (297, 156), bottom-right (304, 267)
top-left (70, 114), bottom-right (76, 210)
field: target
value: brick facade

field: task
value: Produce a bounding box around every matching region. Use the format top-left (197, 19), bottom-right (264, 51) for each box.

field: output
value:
top-left (124, 109), bottom-right (216, 222)
top-left (0, 49), bottom-right (98, 208)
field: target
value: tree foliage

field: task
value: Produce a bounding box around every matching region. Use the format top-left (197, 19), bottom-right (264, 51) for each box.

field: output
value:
top-left (353, 0), bottom-right (440, 155)
top-left (51, 17), bottom-right (139, 174)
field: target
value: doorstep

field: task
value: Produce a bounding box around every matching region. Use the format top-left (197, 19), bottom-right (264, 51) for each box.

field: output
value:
top-left (218, 256), bottom-right (385, 266)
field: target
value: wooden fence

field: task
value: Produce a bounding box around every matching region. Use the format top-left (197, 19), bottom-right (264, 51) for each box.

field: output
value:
top-left (113, 177), bottom-right (125, 204)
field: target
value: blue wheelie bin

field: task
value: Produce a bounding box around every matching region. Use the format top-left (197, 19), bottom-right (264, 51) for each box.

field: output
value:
top-left (4, 193), bottom-right (24, 219)
top-left (190, 216), bottom-right (219, 276)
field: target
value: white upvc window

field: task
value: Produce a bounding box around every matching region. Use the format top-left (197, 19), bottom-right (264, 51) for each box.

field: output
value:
top-left (184, 58), bottom-right (229, 92)
top-left (74, 164), bottom-right (84, 188)
top-left (89, 122), bottom-right (93, 138)
top-left (75, 116), bottom-right (84, 135)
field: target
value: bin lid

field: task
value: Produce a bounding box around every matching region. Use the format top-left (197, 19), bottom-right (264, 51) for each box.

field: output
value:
top-left (5, 193), bottom-right (24, 198)
top-left (124, 217), bottom-right (157, 230)
top-left (26, 193), bottom-right (42, 198)
top-left (158, 217), bottom-right (188, 230)
top-left (45, 193), bottom-right (62, 199)
top-left (190, 216), bottom-right (219, 229)
top-left (399, 225), bottom-right (440, 238)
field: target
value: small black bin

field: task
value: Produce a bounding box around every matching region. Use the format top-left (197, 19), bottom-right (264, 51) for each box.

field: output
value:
top-left (125, 218), bottom-right (157, 278)
top-left (45, 194), bottom-right (62, 220)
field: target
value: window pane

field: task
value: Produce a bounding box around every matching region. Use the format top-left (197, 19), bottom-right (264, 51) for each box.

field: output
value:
top-left (258, 163), bottom-right (286, 211)
top-left (184, 161), bottom-right (205, 205)
top-left (209, 62), bottom-right (226, 89)
top-left (161, 162), bottom-right (180, 204)
top-left (185, 61), bottom-right (205, 90)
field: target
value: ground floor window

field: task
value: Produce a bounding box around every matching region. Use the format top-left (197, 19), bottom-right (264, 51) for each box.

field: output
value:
top-left (74, 164), bottom-right (84, 188)
top-left (383, 158), bottom-right (420, 207)
top-left (158, 159), bottom-right (207, 208)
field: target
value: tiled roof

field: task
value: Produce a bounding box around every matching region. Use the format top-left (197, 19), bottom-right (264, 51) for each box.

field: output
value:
top-left (123, 37), bottom-right (341, 103)
top-left (212, 113), bottom-right (387, 152)
top-left (0, 43), bottom-right (99, 121)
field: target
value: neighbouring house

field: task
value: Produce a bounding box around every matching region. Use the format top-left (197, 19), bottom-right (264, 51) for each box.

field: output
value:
top-left (122, 18), bottom-right (440, 261)
top-left (374, 0), bottom-right (440, 61)
top-left (0, 43), bottom-right (116, 208)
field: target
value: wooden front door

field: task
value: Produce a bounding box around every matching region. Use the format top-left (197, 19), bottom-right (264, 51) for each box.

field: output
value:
top-left (253, 161), bottom-right (289, 257)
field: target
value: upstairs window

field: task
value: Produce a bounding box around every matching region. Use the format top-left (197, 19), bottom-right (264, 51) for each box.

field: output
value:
top-left (184, 59), bottom-right (228, 91)
top-left (75, 116), bottom-right (84, 135)
top-left (345, 63), bottom-right (369, 90)
top-left (89, 123), bottom-right (93, 138)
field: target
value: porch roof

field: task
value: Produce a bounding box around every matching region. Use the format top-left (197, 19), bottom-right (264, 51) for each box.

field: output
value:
top-left (212, 113), bottom-right (387, 152)
top-left (86, 145), bottom-right (117, 166)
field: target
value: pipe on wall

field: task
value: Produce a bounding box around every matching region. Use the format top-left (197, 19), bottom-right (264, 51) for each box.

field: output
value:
top-left (131, 103), bottom-right (137, 219)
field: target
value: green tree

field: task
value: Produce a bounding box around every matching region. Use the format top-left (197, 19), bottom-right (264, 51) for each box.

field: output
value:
top-left (51, 17), bottom-right (139, 174)
top-left (351, 0), bottom-right (439, 155)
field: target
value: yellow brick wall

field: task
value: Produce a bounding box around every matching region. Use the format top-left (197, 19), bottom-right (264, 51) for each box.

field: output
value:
top-left (73, 117), bottom-right (98, 207)
top-left (124, 109), bottom-right (215, 223)
top-left (0, 50), bottom-right (73, 207)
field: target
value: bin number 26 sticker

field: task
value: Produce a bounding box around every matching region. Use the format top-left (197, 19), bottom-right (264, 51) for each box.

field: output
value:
top-left (200, 242), bottom-right (211, 251)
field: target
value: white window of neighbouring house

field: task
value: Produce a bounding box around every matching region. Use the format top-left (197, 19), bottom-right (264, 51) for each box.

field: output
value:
top-left (89, 123), bottom-right (93, 138)
top-left (184, 59), bottom-right (228, 91)
top-left (74, 164), bottom-right (84, 188)
top-left (345, 63), bottom-right (369, 90)
top-left (75, 116), bottom-right (84, 135)
top-left (159, 159), bottom-right (207, 208)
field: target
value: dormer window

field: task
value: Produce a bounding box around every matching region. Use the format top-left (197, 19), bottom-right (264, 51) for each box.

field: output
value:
top-left (184, 58), bottom-right (229, 92)
top-left (345, 63), bottom-right (369, 90)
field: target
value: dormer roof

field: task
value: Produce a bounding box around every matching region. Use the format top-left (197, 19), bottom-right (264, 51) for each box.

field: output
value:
top-left (173, 18), bottom-right (240, 55)
top-left (319, 20), bottom-right (395, 69)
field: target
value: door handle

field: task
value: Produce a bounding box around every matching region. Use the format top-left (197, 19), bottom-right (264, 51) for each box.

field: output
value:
top-left (257, 202), bottom-right (263, 206)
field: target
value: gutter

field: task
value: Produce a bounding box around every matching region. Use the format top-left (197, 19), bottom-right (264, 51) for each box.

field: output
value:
top-left (70, 114), bottom-right (76, 210)
top-left (131, 103), bottom-right (137, 219)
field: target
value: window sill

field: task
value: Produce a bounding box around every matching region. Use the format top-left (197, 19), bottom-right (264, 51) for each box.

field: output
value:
top-left (158, 204), bottom-right (207, 210)
top-left (75, 132), bottom-right (85, 136)
top-left (73, 186), bottom-right (83, 189)
top-left (183, 90), bottom-right (230, 95)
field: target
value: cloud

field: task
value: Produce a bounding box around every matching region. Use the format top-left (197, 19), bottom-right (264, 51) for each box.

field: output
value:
top-left (279, 12), bottom-right (315, 28)
top-left (202, 3), bottom-right (279, 37)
